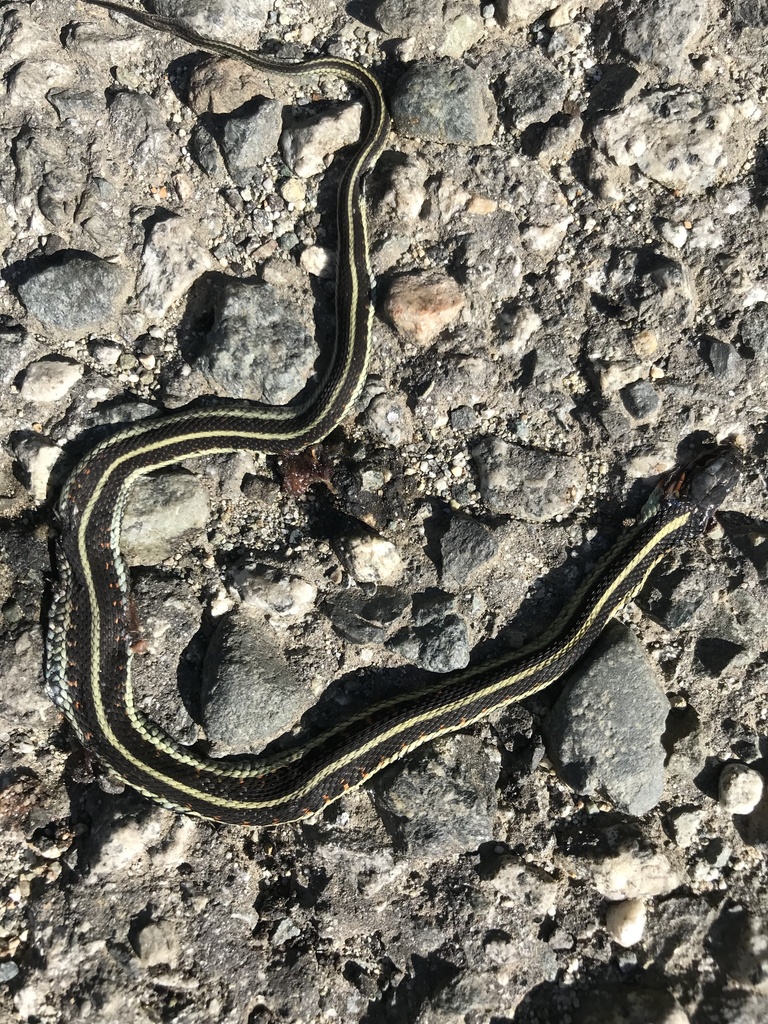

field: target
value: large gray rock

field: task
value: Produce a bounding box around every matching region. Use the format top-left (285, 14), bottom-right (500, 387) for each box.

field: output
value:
top-left (544, 622), bottom-right (669, 816)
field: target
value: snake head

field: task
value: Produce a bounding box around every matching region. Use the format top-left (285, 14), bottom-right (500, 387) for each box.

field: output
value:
top-left (662, 443), bottom-right (743, 523)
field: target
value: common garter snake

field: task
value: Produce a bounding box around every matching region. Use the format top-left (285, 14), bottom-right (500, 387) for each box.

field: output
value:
top-left (46, 1), bottom-right (742, 825)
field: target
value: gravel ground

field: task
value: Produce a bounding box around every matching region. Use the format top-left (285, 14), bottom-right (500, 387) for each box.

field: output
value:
top-left (1, 1), bottom-right (768, 1021)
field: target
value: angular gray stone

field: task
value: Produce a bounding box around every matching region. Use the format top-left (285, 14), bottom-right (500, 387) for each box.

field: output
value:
top-left (330, 586), bottom-right (409, 645)
top-left (619, 379), bottom-right (660, 423)
top-left (189, 121), bottom-right (225, 176)
top-left (375, 0), bottom-right (483, 57)
top-left (494, 0), bottom-right (553, 26)
top-left (152, 0), bottom-right (269, 41)
top-left (128, 571), bottom-right (202, 744)
top-left (391, 62), bottom-right (497, 145)
top-left (620, 0), bottom-right (707, 70)
top-left (387, 592), bottom-right (470, 672)
top-left (544, 622), bottom-right (669, 816)
top-left (202, 611), bottom-right (313, 754)
top-left (371, 733), bottom-right (498, 857)
top-left (220, 99), bottom-right (282, 186)
top-left (471, 437), bottom-right (586, 520)
top-left (376, 0), bottom-right (446, 35)
top-left (108, 90), bottom-right (177, 178)
top-left (706, 338), bottom-right (746, 381)
top-left (440, 513), bottom-right (497, 581)
top-left (120, 470), bottom-right (209, 565)
top-left (739, 303), bottom-right (768, 361)
top-left (500, 48), bottom-right (567, 130)
top-left (17, 254), bottom-right (130, 334)
top-left (136, 216), bottom-right (213, 321)
top-left (199, 278), bottom-right (316, 402)
top-left (19, 356), bottom-right (82, 402)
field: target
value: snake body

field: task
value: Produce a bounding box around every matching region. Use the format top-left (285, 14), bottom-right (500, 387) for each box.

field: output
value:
top-left (46, 1), bottom-right (741, 824)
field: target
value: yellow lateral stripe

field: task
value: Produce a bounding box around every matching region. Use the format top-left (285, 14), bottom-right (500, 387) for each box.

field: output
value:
top-left (79, 506), bottom-right (691, 811)
top-left (48, 2), bottom-right (729, 826)
top-left (59, 0), bottom-right (392, 815)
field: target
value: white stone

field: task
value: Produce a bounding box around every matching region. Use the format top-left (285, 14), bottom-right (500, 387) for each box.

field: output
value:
top-left (606, 898), bottom-right (646, 947)
top-left (497, 305), bottom-right (542, 357)
top-left (441, 11), bottom-right (484, 58)
top-left (280, 102), bottom-right (364, 178)
top-left (590, 849), bottom-right (680, 901)
top-left (299, 244), bottom-right (334, 278)
top-left (87, 816), bottom-right (166, 879)
top-left (89, 341), bottom-right (123, 366)
top-left (594, 90), bottom-right (738, 194)
top-left (235, 568), bottom-right (317, 624)
top-left (660, 220), bottom-right (688, 249)
top-left (6, 59), bottom-right (71, 108)
top-left (132, 919), bottom-right (180, 968)
top-left (719, 763), bottom-right (764, 815)
top-left (342, 533), bottom-right (402, 584)
top-left (18, 441), bottom-right (62, 501)
top-left (20, 357), bottom-right (82, 402)
top-left (279, 176), bottom-right (306, 204)
top-left (136, 216), bottom-right (213, 321)
top-left (671, 809), bottom-right (703, 848)
top-left (382, 156), bottom-right (428, 220)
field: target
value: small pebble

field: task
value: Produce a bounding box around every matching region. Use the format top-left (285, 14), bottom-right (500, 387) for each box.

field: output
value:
top-left (363, 393), bottom-right (414, 445)
top-left (336, 530), bottom-right (403, 584)
top-left (131, 919), bottom-right (180, 968)
top-left (719, 763), bottom-right (764, 815)
top-left (383, 270), bottom-right (465, 345)
top-left (606, 899), bottom-right (647, 948)
top-left (660, 220), bottom-right (688, 248)
top-left (233, 566), bottom-right (317, 624)
top-left (0, 961), bottom-right (19, 983)
top-left (299, 244), bottom-right (334, 278)
top-left (15, 439), bottom-right (62, 501)
top-left (20, 357), bottom-right (82, 403)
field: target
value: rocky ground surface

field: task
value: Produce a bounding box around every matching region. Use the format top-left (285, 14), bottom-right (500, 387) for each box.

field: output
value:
top-left (1, 0), bottom-right (767, 1021)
